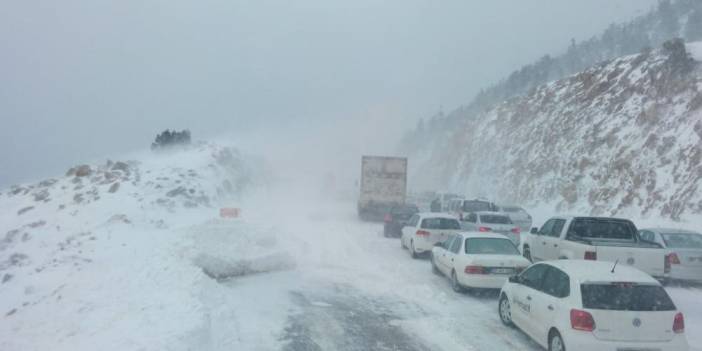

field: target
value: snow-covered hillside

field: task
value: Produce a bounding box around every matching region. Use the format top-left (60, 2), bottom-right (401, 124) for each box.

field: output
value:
top-left (403, 40), bottom-right (702, 222)
top-left (0, 142), bottom-right (271, 350)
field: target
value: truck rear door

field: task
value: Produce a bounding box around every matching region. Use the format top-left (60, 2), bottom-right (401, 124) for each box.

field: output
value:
top-left (595, 246), bottom-right (666, 278)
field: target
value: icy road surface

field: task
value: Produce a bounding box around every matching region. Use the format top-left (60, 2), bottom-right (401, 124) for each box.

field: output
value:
top-left (194, 200), bottom-right (542, 351)
top-left (192, 193), bottom-right (702, 351)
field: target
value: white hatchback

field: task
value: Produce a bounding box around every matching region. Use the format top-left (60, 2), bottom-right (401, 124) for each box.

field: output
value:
top-left (431, 232), bottom-right (530, 292)
top-left (401, 213), bottom-right (461, 258)
top-left (498, 260), bottom-right (688, 351)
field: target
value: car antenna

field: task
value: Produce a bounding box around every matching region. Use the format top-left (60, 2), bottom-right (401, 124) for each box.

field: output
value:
top-left (611, 259), bottom-right (619, 273)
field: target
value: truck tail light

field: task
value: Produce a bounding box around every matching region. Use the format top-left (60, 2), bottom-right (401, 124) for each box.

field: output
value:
top-left (511, 227), bottom-right (521, 234)
top-left (570, 309), bottom-right (595, 331)
top-left (584, 251), bottom-right (597, 260)
top-left (384, 214), bottom-right (392, 223)
top-left (673, 312), bottom-right (685, 333)
top-left (416, 230), bottom-right (430, 237)
top-left (464, 265), bottom-right (486, 274)
top-left (478, 226), bottom-right (491, 232)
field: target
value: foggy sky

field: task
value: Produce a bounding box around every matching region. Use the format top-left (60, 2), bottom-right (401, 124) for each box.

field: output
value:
top-left (0, 0), bottom-right (656, 186)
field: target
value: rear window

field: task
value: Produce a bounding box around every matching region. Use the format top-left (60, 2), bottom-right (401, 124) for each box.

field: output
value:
top-left (421, 218), bottom-right (461, 230)
top-left (392, 205), bottom-right (418, 215)
top-left (465, 238), bottom-right (519, 255)
top-left (661, 233), bottom-right (702, 249)
top-left (462, 201), bottom-right (492, 212)
top-left (581, 283), bottom-right (676, 311)
top-left (568, 218), bottom-right (636, 240)
top-left (480, 215), bottom-right (512, 224)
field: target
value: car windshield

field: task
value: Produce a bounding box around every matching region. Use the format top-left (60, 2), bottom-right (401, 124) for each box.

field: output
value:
top-left (465, 238), bottom-right (519, 255)
top-left (581, 283), bottom-right (676, 311)
top-left (479, 215), bottom-right (512, 224)
top-left (462, 201), bottom-right (492, 212)
top-left (421, 218), bottom-right (461, 230)
top-left (568, 218), bottom-right (635, 240)
top-left (661, 232), bottom-right (702, 249)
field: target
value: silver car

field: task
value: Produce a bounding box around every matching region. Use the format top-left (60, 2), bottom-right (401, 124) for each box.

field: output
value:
top-left (639, 228), bottom-right (702, 283)
top-left (496, 205), bottom-right (532, 231)
top-left (461, 211), bottom-right (521, 246)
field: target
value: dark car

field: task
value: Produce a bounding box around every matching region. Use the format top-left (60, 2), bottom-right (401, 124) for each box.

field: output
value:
top-left (383, 204), bottom-right (419, 237)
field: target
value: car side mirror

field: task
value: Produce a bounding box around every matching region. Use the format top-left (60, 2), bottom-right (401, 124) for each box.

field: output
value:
top-left (530, 227), bottom-right (539, 234)
top-left (508, 275), bottom-right (520, 284)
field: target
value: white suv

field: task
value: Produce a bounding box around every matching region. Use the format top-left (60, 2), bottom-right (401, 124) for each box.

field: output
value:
top-left (498, 260), bottom-right (688, 351)
top-left (401, 213), bottom-right (461, 259)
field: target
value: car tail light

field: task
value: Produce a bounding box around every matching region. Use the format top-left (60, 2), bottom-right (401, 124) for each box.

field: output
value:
top-left (478, 226), bottom-right (491, 232)
top-left (673, 312), bottom-right (685, 333)
top-left (464, 265), bottom-right (486, 274)
top-left (511, 227), bottom-right (521, 234)
top-left (416, 230), bottom-right (430, 237)
top-left (384, 214), bottom-right (392, 223)
top-left (668, 253), bottom-right (681, 265)
top-left (570, 309), bottom-right (595, 331)
top-left (584, 251), bottom-right (597, 260)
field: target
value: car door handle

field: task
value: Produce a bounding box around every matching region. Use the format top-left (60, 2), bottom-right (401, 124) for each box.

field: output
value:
top-left (547, 305), bottom-right (554, 311)
top-left (526, 296), bottom-right (532, 301)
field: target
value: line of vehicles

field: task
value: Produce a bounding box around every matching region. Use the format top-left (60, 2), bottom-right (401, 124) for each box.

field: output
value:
top-left (357, 156), bottom-right (699, 351)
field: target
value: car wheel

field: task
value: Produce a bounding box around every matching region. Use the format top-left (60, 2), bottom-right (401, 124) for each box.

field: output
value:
top-left (549, 330), bottom-right (565, 351)
top-left (523, 246), bottom-right (532, 262)
top-left (498, 295), bottom-right (513, 326)
top-left (431, 254), bottom-right (442, 276)
top-left (451, 270), bottom-right (464, 293)
top-left (410, 240), bottom-right (418, 259)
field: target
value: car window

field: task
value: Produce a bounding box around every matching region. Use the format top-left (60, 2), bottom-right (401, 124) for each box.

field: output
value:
top-left (393, 205), bottom-right (418, 216)
top-left (539, 219), bottom-right (555, 235)
top-left (449, 236), bottom-right (462, 253)
top-left (465, 238), bottom-right (519, 255)
top-left (467, 213), bottom-right (477, 223)
top-left (660, 232), bottom-right (702, 249)
top-left (567, 218), bottom-right (636, 240)
top-left (407, 215), bottom-right (419, 227)
top-left (638, 230), bottom-right (655, 242)
top-left (421, 218), bottom-right (461, 230)
top-left (519, 264), bottom-right (549, 290)
top-left (548, 219), bottom-right (565, 237)
top-left (462, 200), bottom-right (492, 212)
top-left (443, 235), bottom-right (456, 249)
top-left (540, 267), bottom-right (570, 298)
top-left (581, 283), bottom-right (676, 311)
top-left (479, 214), bottom-right (512, 224)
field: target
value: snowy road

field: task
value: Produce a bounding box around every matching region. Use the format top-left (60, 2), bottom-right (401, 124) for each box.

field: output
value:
top-left (190, 196), bottom-right (545, 351)
top-left (189, 194), bottom-right (702, 351)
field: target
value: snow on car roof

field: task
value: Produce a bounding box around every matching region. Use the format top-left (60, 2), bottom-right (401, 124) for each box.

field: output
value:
top-left (544, 260), bottom-right (659, 284)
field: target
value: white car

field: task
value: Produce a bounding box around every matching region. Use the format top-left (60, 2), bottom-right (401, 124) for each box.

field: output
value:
top-left (430, 232), bottom-right (530, 292)
top-left (401, 213), bottom-right (461, 258)
top-left (639, 228), bottom-right (702, 283)
top-left (497, 204), bottom-right (533, 231)
top-left (460, 211), bottom-right (521, 246)
top-left (498, 260), bottom-right (689, 351)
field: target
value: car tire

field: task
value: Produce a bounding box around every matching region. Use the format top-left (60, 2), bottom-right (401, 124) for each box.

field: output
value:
top-left (431, 254), bottom-right (442, 276)
top-left (410, 240), bottom-right (418, 259)
top-left (498, 295), bottom-right (514, 327)
top-left (548, 330), bottom-right (565, 351)
top-left (451, 270), bottom-right (464, 293)
top-left (523, 246), bottom-right (532, 262)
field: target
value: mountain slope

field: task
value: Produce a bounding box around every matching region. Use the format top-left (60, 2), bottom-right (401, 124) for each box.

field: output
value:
top-left (404, 40), bottom-right (702, 221)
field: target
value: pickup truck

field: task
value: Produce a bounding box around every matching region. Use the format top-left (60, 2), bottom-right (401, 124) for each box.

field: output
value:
top-left (523, 216), bottom-right (668, 280)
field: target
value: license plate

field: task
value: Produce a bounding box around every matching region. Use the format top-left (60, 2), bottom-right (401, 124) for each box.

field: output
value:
top-left (491, 268), bottom-right (513, 274)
